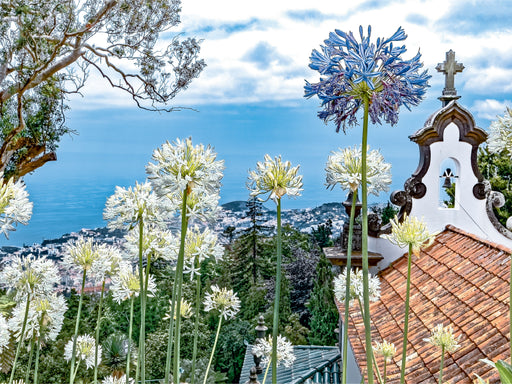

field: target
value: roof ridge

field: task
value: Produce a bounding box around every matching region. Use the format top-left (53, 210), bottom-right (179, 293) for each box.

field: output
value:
top-left (445, 224), bottom-right (512, 254)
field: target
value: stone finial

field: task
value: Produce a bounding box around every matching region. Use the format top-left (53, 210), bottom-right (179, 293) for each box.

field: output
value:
top-left (253, 316), bottom-right (267, 374)
top-left (436, 49), bottom-right (464, 106)
top-left (245, 367), bottom-right (260, 384)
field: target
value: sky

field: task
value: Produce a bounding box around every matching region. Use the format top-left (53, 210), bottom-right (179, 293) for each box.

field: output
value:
top-left (7, 0), bottom-right (512, 246)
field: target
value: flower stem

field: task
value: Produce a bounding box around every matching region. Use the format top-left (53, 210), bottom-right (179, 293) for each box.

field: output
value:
top-left (173, 188), bottom-right (190, 384)
top-left (272, 198), bottom-right (282, 384)
top-left (383, 360), bottom-right (387, 384)
top-left (25, 339), bottom-right (34, 383)
top-left (136, 218), bottom-right (146, 384)
top-left (34, 327), bottom-right (42, 384)
top-left (342, 192), bottom-right (357, 384)
top-left (361, 94), bottom-right (375, 384)
top-left (164, 280), bottom-right (178, 384)
top-left (9, 293), bottom-right (30, 384)
top-left (69, 270), bottom-right (87, 384)
top-left (357, 298), bottom-right (383, 384)
top-left (126, 296), bottom-right (135, 384)
top-left (400, 244), bottom-right (413, 384)
top-left (439, 345), bottom-right (445, 384)
top-left (203, 316), bottom-right (223, 384)
top-left (94, 280), bottom-right (106, 384)
top-left (191, 259), bottom-right (202, 384)
top-left (262, 362), bottom-right (271, 384)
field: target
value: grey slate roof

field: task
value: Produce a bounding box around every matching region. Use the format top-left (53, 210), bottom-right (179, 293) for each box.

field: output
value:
top-left (239, 345), bottom-right (340, 384)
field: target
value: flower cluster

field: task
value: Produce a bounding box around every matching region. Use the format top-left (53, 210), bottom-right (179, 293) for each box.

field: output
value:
top-left (0, 314), bottom-right (9, 355)
top-left (146, 138), bottom-right (224, 212)
top-left (110, 262), bottom-right (156, 303)
top-left (305, 26), bottom-right (430, 131)
top-left (90, 244), bottom-right (123, 284)
top-left (248, 154), bottom-right (303, 204)
top-left (424, 324), bottom-right (460, 353)
top-left (383, 214), bottom-right (437, 255)
top-left (64, 333), bottom-right (101, 369)
top-left (487, 107), bottom-right (512, 156)
top-left (104, 181), bottom-right (167, 230)
top-left (334, 268), bottom-right (381, 303)
top-left (101, 375), bottom-right (134, 384)
top-left (0, 174), bottom-right (33, 238)
top-left (325, 146), bottom-right (391, 195)
top-left (252, 335), bottom-right (296, 368)
top-left (0, 254), bottom-right (60, 301)
top-left (164, 298), bottom-right (194, 321)
top-left (124, 223), bottom-right (175, 262)
top-left (203, 285), bottom-right (241, 320)
top-left (374, 339), bottom-right (397, 363)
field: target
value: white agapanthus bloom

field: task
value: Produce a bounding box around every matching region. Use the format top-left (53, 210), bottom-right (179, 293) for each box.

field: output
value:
top-left (146, 137), bottom-right (224, 201)
top-left (123, 222), bottom-right (175, 262)
top-left (203, 285), bottom-right (241, 320)
top-left (110, 262), bottom-right (156, 303)
top-left (0, 254), bottom-right (60, 301)
top-left (170, 225), bottom-right (224, 279)
top-left (64, 334), bottom-right (101, 369)
top-left (383, 214), bottom-right (437, 256)
top-left (248, 154), bottom-right (303, 204)
top-left (334, 268), bottom-right (381, 304)
top-left (0, 314), bottom-right (9, 355)
top-left (252, 335), bottom-right (296, 368)
top-left (163, 298), bottom-right (193, 321)
top-left (62, 237), bottom-right (102, 273)
top-left (103, 181), bottom-right (169, 231)
top-left (8, 293), bottom-right (67, 342)
top-left (424, 323), bottom-right (461, 353)
top-left (0, 173), bottom-right (33, 238)
top-left (325, 146), bottom-right (392, 196)
top-left (101, 374), bottom-right (134, 384)
top-left (487, 107), bottom-right (512, 156)
top-left (90, 244), bottom-right (123, 284)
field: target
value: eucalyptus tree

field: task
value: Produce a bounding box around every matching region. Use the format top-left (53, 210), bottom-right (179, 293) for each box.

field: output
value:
top-left (0, 0), bottom-right (205, 178)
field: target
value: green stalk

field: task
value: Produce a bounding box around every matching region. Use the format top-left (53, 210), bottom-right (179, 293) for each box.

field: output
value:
top-left (173, 188), bottom-right (190, 384)
top-left (34, 323), bottom-right (42, 384)
top-left (261, 361), bottom-right (271, 384)
top-left (9, 293), bottom-right (30, 384)
top-left (94, 280), bottom-right (106, 384)
top-left (357, 298), bottom-right (383, 384)
top-left (399, 244), bottom-right (413, 384)
top-left (342, 192), bottom-right (357, 384)
top-left (164, 279), bottom-right (178, 384)
top-left (136, 218), bottom-right (146, 384)
top-left (202, 316), bottom-right (223, 384)
top-left (191, 258), bottom-right (202, 384)
top-left (126, 296), bottom-right (135, 384)
top-left (439, 345), bottom-right (445, 384)
top-left (361, 94), bottom-right (374, 384)
top-left (69, 270), bottom-right (87, 384)
top-left (271, 198), bottom-right (282, 384)
top-left (25, 339), bottom-right (34, 383)
top-left (383, 359), bottom-right (387, 384)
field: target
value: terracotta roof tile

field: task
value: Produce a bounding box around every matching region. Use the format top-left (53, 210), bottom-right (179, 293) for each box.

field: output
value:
top-left (340, 225), bottom-right (511, 383)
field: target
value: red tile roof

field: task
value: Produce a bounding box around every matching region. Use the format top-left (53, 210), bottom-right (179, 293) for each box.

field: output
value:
top-left (339, 225), bottom-right (511, 384)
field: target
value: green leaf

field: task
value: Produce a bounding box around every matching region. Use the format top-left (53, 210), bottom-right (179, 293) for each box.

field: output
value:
top-left (495, 360), bottom-right (512, 384)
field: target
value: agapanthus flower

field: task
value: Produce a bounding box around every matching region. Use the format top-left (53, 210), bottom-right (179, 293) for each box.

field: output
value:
top-left (8, 293), bottom-right (67, 343)
top-left (64, 333), bottom-right (101, 369)
top-left (103, 181), bottom-right (168, 231)
top-left (374, 340), bottom-right (397, 363)
top-left (0, 314), bottom-right (9, 354)
top-left (383, 214), bottom-right (437, 255)
top-left (423, 324), bottom-right (460, 353)
top-left (146, 138), bottom-right (224, 211)
top-left (487, 107), bottom-right (512, 156)
top-left (334, 268), bottom-right (380, 303)
top-left (110, 262), bottom-right (156, 303)
top-left (0, 254), bottom-right (60, 301)
top-left (0, 173), bottom-right (33, 238)
top-left (90, 244), bottom-right (123, 284)
top-left (62, 237), bottom-right (103, 273)
top-left (326, 146), bottom-right (392, 195)
top-left (123, 223), bottom-right (175, 262)
top-left (251, 335), bottom-right (296, 368)
top-left (169, 225), bottom-right (224, 279)
top-left (203, 285), bottom-right (241, 320)
top-left (248, 154), bottom-right (303, 204)
top-left (305, 26), bottom-right (430, 132)
top-left (163, 298), bottom-right (193, 320)
top-left (101, 374), bottom-right (134, 384)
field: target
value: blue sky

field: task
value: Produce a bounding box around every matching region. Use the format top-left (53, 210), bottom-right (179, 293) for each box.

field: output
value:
top-left (8, 0), bottom-right (512, 245)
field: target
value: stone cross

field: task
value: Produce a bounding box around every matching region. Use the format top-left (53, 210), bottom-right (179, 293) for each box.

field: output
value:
top-left (436, 50), bottom-right (464, 96)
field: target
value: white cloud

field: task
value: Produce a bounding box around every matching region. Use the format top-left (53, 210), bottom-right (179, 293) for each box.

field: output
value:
top-left (471, 99), bottom-right (512, 121)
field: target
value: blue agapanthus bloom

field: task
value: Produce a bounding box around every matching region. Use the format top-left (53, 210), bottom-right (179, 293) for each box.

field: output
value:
top-left (305, 26), bottom-right (431, 132)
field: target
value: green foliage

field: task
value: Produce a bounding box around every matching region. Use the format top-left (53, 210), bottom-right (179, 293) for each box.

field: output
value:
top-left (481, 358), bottom-right (512, 383)
top-left (478, 147), bottom-right (512, 226)
top-left (312, 219), bottom-right (334, 248)
top-left (307, 252), bottom-right (338, 346)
